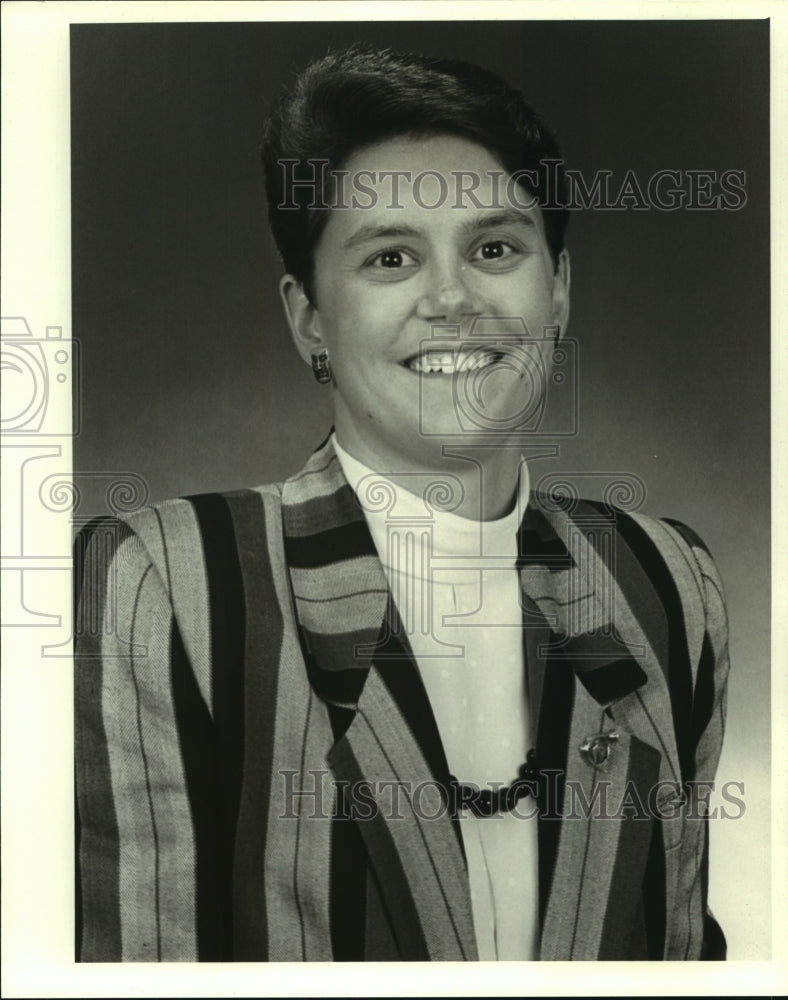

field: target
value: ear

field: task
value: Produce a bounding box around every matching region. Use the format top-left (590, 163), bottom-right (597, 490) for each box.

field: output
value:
top-left (279, 274), bottom-right (324, 366)
top-left (551, 249), bottom-right (571, 337)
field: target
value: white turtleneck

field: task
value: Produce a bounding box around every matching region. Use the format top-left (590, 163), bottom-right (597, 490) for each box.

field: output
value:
top-left (333, 435), bottom-right (539, 961)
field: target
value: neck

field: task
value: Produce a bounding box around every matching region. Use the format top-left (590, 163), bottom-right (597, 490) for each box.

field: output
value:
top-left (333, 430), bottom-right (523, 522)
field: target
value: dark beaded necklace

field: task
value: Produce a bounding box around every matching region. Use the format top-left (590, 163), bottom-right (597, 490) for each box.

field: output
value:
top-left (445, 748), bottom-right (539, 818)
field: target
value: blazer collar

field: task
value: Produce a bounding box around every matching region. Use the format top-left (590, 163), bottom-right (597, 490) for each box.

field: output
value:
top-left (282, 438), bottom-right (647, 702)
top-left (517, 497), bottom-right (648, 713)
top-left (280, 438), bottom-right (390, 705)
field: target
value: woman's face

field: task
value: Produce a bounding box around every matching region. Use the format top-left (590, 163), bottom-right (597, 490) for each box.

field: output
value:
top-left (283, 133), bottom-right (570, 474)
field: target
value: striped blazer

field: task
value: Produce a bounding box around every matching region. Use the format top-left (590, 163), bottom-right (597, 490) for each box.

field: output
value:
top-left (74, 436), bottom-right (730, 961)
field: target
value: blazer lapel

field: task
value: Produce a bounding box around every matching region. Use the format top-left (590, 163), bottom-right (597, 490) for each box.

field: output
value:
top-left (519, 496), bottom-right (682, 960)
top-left (282, 445), bottom-right (681, 961)
top-left (281, 438), bottom-right (478, 961)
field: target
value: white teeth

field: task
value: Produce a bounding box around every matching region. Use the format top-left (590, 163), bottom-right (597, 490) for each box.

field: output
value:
top-left (408, 350), bottom-right (500, 373)
top-left (472, 352), bottom-right (497, 371)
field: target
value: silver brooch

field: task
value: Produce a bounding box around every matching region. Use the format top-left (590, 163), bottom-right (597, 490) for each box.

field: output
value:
top-left (578, 731), bottom-right (620, 769)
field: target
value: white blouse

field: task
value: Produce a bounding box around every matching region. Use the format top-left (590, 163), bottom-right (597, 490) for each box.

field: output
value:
top-left (334, 436), bottom-right (539, 961)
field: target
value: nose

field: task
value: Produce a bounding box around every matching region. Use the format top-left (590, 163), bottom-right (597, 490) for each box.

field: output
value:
top-left (416, 259), bottom-right (483, 323)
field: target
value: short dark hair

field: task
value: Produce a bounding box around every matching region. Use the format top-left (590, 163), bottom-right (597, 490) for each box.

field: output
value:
top-left (261, 44), bottom-right (569, 298)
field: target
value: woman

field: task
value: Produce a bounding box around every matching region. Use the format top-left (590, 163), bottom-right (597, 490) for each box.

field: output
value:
top-left (74, 44), bottom-right (729, 962)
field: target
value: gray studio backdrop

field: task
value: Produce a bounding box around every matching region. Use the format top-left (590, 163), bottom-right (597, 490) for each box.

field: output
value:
top-left (70, 19), bottom-right (770, 957)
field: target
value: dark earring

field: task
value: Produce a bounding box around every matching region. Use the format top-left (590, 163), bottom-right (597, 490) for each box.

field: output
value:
top-left (311, 348), bottom-right (332, 384)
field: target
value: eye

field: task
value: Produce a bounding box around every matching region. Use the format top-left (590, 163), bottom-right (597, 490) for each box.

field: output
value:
top-left (472, 239), bottom-right (520, 262)
top-left (367, 248), bottom-right (418, 269)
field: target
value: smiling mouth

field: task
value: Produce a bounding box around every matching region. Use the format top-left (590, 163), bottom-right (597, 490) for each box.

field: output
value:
top-left (403, 347), bottom-right (506, 374)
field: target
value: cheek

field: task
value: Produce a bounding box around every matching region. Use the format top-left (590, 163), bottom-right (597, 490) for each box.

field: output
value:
top-left (489, 266), bottom-right (551, 305)
top-left (325, 289), bottom-right (407, 353)
top-left (515, 285), bottom-right (558, 333)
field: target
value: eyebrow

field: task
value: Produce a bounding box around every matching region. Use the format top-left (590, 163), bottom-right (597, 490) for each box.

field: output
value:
top-left (461, 210), bottom-right (538, 236)
top-left (341, 210), bottom-right (538, 251)
top-left (341, 224), bottom-right (420, 251)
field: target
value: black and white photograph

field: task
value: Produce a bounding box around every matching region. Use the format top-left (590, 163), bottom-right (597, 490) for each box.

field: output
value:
top-left (1, 3), bottom-right (784, 996)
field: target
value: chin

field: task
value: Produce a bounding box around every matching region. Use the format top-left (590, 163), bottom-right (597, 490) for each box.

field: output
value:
top-left (408, 425), bottom-right (510, 458)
